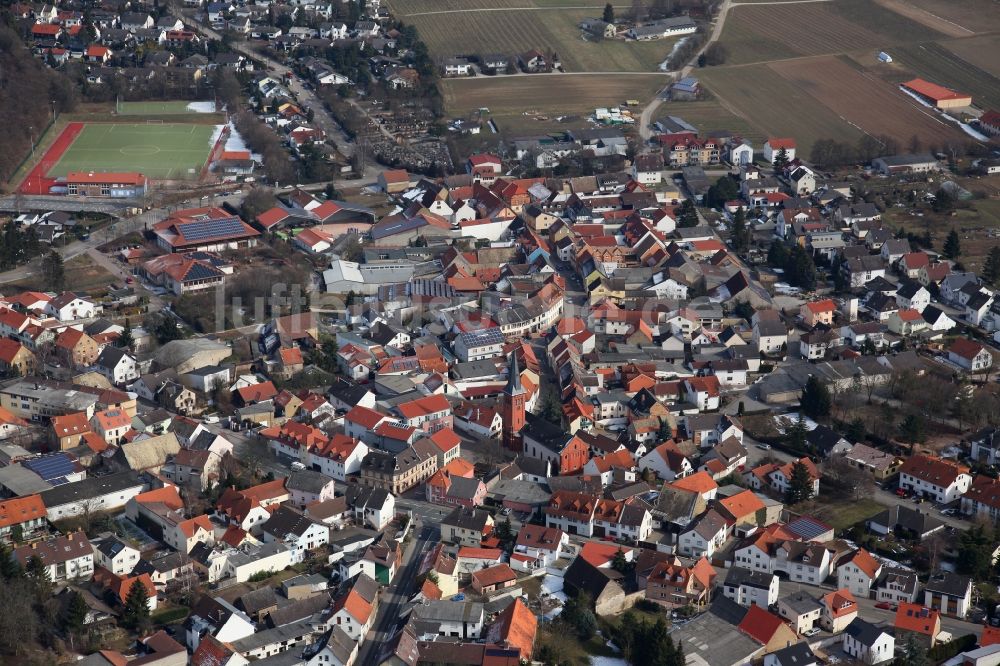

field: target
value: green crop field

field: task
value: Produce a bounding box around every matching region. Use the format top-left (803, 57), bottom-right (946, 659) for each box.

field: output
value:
top-left (49, 123), bottom-right (218, 180)
top-left (117, 100), bottom-right (216, 115)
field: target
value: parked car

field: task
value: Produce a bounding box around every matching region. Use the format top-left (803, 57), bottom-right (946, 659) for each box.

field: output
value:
top-left (756, 443), bottom-right (771, 450)
top-left (875, 602), bottom-right (896, 610)
top-left (895, 488), bottom-right (908, 497)
top-left (803, 628), bottom-right (821, 637)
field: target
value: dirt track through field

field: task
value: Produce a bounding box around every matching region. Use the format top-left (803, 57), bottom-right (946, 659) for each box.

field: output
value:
top-left (872, 0), bottom-right (975, 37)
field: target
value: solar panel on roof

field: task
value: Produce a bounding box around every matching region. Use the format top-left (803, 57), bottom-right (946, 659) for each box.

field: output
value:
top-left (177, 217), bottom-right (247, 242)
top-left (183, 263), bottom-right (222, 281)
top-left (785, 516), bottom-right (829, 541)
top-left (461, 327), bottom-right (504, 347)
top-left (23, 454), bottom-right (75, 482)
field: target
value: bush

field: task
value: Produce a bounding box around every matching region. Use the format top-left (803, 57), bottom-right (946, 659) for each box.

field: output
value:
top-left (247, 569), bottom-right (276, 583)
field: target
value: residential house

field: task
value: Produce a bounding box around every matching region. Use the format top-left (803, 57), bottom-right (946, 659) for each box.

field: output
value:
top-left (843, 618), bottom-right (895, 665)
top-left (837, 548), bottom-right (882, 598)
top-left (723, 566), bottom-right (779, 608)
top-left (894, 603), bottom-right (941, 648)
top-left (13, 532), bottom-right (94, 581)
top-left (898, 455), bottom-right (971, 503)
top-left (820, 589), bottom-right (858, 633)
top-left (923, 571), bottom-right (971, 618)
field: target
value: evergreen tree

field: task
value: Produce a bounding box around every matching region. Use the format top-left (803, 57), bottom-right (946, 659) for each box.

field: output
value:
top-left (899, 413), bottom-right (926, 454)
top-left (767, 240), bottom-right (788, 269)
top-left (956, 525), bottom-right (995, 580)
top-left (786, 415), bottom-right (808, 451)
top-left (773, 147), bottom-right (789, 171)
top-left (122, 579), bottom-right (151, 632)
top-left (944, 229), bottom-right (961, 259)
top-left (561, 592), bottom-right (598, 640)
top-left (603, 2), bottom-right (615, 23)
top-left (786, 245), bottom-right (817, 291)
top-left (730, 207), bottom-right (748, 253)
top-left (41, 250), bottom-right (65, 291)
top-left (611, 548), bottom-right (626, 571)
top-left (63, 590), bottom-right (88, 636)
top-left (677, 200), bottom-right (699, 227)
top-left (118, 317), bottom-right (134, 349)
top-left (786, 461), bottom-right (814, 504)
top-left (983, 246), bottom-right (1000, 286)
top-left (25, 555), bottom-right (51, 596)
top-left (657, 418), bottom-right (672, 442)
top-left (845, 417), bottom-right (866, 443)
top-left (0, 542), bottom-right (21, 580)
top-left (894, 633), bottom-right (929, 666)
top-left (800, 376), bottom-right (831, 420)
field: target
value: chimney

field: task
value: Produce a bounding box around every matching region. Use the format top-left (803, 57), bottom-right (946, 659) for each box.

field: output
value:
top-left (31, 543), bottom-right (37, 549)
top-left (67, 533), bottom-right (73, 541)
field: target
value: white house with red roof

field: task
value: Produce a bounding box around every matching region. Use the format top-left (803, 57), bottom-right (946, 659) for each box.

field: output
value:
top-left (511, 525), bottom-right (568, 573)
top-left (467, 154), bottom-right (502, 183)
top-left (837, 548), bottom-right (883, 598)
top-left (763, 138), bottom-right (796, 164)
top-left (683, 376), bottom-right (721, 411)
top-left (344, 405), bottom-right (388, 440)
top-left (800, 299), bottom-right (836, 327)
top-left (947, 338), bottom-right (993, 372)
top-left (899, 454), bottom-right (971, 503)
top-left (394, 393), bottom-right (453, 433)
top-left (638, 442), bottom-right (691, 481)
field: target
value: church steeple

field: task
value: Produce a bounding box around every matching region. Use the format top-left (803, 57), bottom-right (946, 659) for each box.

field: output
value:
top-left (504, 351), bottom-right (526, 396)
top-left (500, 351), bottom-right (526, 451)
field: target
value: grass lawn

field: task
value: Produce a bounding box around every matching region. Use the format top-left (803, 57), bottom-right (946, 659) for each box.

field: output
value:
top-left (884, 198), bottom-right (1000, 273)
top-left (810, 497), bottom-right (887, 531)
top-left (117, 100), bottom-right (214, 115)
top-left (48, 122), bottom-right (217, 180)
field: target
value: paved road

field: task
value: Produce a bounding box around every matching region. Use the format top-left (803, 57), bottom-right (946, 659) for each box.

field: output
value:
top-left (184, 18), bottom-right (383, 181)
top-left (358, 524), bottom-right (436, 666)
top-left (638, 0), bottom-right (734, 141)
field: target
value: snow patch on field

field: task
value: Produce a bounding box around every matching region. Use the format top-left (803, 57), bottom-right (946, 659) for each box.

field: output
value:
top-left (659, 37), bottom-right (691, 71)
top-left (186, 101), bottom-right (217, 113)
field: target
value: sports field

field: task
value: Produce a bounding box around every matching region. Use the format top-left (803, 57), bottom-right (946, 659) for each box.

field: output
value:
top-left (47, 123), bottom-right (218, 180)
top-left (118, 100), bottom-right (217, 115)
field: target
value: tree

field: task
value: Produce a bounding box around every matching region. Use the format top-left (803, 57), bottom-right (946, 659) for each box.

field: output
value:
top-left (676, 199), bottom-right (699, 227)
top-left (657, 417), bottom-right (672, 442)
top-left (122, 579), bottom-right (151, 632)
top-left (956, 525), bottom-right (995, 580)
top-left (845, 417), bottom-right (866, 443)
top-left (894, 633), bottom-right (929, 666)
top-left (800, 376), bottom-right (831, 420)
top-left (786, 460), bottom-right (815, 504)
top-left (983, 246), bottom-right (1000, 286)
top-left (786, 244), bottom-right (817, 291)
top-left (786, 415), bottom-right (808, 452)
top-left (932, 188), bottom-right (955, 214)
top-left (767, 240), bottom-right (789, 270)
top-left (899, 413), bottom-right (926, 454)
top-left (943, 228), bottom-right (961, 259)
top-left (611, 548), bottom-right (629, 574)
top-left (730, 207), bottom-right (749, 253)
top-left (538, 389), bottom-right (564, 426)
top-left (773, 147), bottom-right (789, 171)
top-left (62, 590), bottom-right (88, 638)
top-left (561, 592), bottom-right (598, 640)
top-left (25, 555), bottom-right (51, 596)
top-left (118, 318), bottom-right (134, 350)
top-left (706, 175), bottom-right (739, 209)
top-left (41, 250), bottom-right (65, 291)
top-left (603, 2), bottom-right (615, 23)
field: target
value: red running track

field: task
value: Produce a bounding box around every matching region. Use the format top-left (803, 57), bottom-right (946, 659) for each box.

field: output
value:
top-left (18, 122), bottom-right (84, 195)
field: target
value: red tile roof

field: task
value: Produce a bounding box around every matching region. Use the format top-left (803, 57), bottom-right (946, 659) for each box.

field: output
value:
top-left (0, 494), bottom-right (46, 528)
top-left (948, 337), bottom-right (986, 361)
top-left (902, 78), bottom-right (970, 103)
top-left (900, 454), bottom-right (969, 487)
top-left (822, 589), bottom-right (857, 618)
top-left (489, 598), bottom-right (537, 660)
top-left (895, 602), bottom-right (940, 636)
top-left (671, 471), bottom-right (717, 495)
top-left (237, 381), bottom-right (277, 403)
top-left (840, 547), bottom-right (880, 579)
top-left (804, 299), bottom-right (836, 314)
top-left (67, 172), bottom-right (146, 185)
top-left (767, 138), bottom-right (796, 149)
top-left (738, 604), bottom-right (787, 645)
top-left (396, 394), bottom-right (451, 419)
